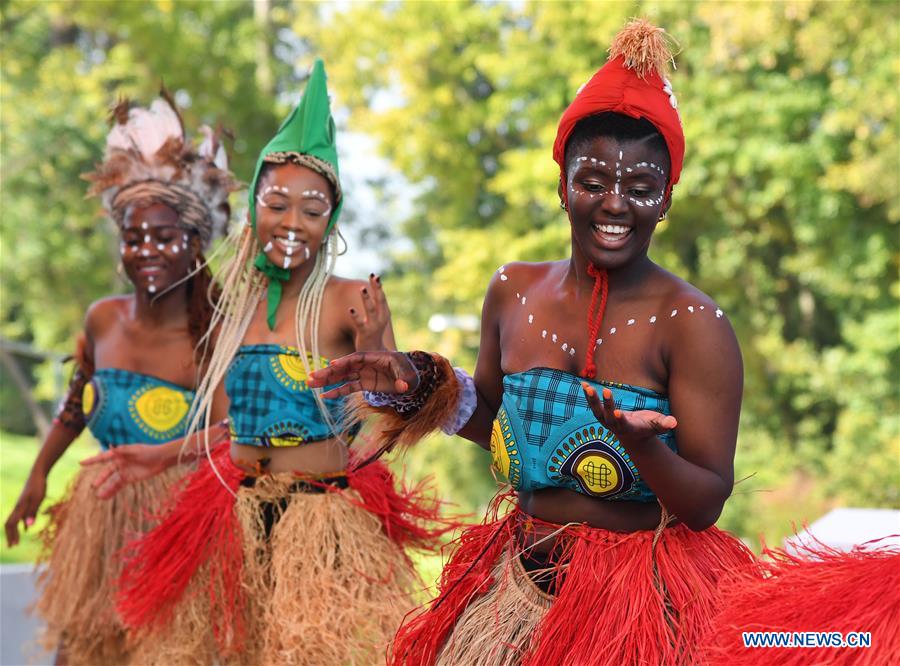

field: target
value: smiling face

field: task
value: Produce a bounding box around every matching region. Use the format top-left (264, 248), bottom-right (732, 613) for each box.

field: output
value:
top-left (255, 162), bottom-right (334, 270)
top-left (119, 202), bottom-right (199, 295)
top-left (565, 135), bottom-right (670, 271)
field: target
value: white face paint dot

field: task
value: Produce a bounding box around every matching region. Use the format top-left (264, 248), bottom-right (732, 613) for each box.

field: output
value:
top-left (287, 231), bottom-right (295, 242)
top-left (286, 246), bottom-right (293, 256)
top-left (552, 334), bottom-right (558, 343)
top-left (542, 330), bottom-right (547, 339)
top-left (715, 308), bottom-right (724, 318)
top-left (148, 285), bottom-right (157, 294)
top-left (569, 347), bottom-right (576, 356)
top-left (610, 327), bottom-right (616, 334)
top-left (171, 244), bottom-right (179, 254)
top-left (156, 243), bottom-right (165, 251)
top-left (498, 266), bottom-right (505, 273)
top-left (516, 292), bottom-right (520, 299)
top-left (627, 319), bottom-right (635, 326)
top-left (650, 316), bottom-right (657, 324)
top-left (282, 256), bottom-right (290, 269)
top-left (528, 314), bottom-right (533, 324)
top-left (671, 309), bottom-right (678, 317)
top-left (500, 274), bottom-right (508, 281)
top-left (521, 296), bottom-right (526, 305)
top-left (263, 241), bottom-right (274, 253)
top-left (144, 235), bottom-right (151, 244)
top-left (596, 339), bottom-right (603, 346)
top-left (688, 306), bottom-right (695, 313)
top-left (304, 246), bottom-right (310, 260)
top-left (141, 248), bottom-right (150, 257)
top-left (562, 343), bottom-right (568, 351)
top-left (141, 222), bottom-right (149, 230)
top-left (699, 305), bottom-right (705, 310)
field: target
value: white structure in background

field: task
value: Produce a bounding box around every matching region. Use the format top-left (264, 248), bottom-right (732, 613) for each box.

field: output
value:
top-left (428, 314), bottom-right (480, 333)
top-left (784, 508), bottom-right (900, 556)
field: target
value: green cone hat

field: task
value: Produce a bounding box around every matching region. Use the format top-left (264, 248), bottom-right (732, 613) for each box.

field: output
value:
top-left (250, 58), bottom-right (343, 329)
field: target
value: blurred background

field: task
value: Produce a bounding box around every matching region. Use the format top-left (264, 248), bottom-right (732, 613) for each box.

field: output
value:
top-left (1, 0), bottom-right (897, 569)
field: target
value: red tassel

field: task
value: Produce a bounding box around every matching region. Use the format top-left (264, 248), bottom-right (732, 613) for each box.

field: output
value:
top-left (581, 264), bottom-right (608, 379)
top-left (706, 537), bottom-right (900, 665)
top-left (116, 442), bottom-right (246, 654)
top-left (344, 456), bottom-right (462, 554)
top-left (389, 495), bottom-right (517, 666)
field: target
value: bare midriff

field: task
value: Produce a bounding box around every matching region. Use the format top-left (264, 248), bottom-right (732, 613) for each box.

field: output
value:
top-left (518, 488), bottom-right (676, 555)
top-left (230, 437), bottom-right (348, 476)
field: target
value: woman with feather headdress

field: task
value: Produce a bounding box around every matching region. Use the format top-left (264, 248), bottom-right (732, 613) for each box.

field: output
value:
top-left (4, 92), bottom-right (238, 665)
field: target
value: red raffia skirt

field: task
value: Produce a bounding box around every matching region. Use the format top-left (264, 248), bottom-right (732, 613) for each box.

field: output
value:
top-left (116, 442), bottom-right (453, 666)
top-left (705, 536), bottom-right (900, 665)
top-left (389, 493), bottom-right (758, 666)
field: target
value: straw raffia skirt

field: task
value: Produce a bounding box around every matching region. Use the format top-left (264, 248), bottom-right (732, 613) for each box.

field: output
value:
top-left (390, 494), bottom-right (759, 666)
top-left (116, 442), bottom-right (450, 666)
top-left (33, 461), bottom-right (182, 665)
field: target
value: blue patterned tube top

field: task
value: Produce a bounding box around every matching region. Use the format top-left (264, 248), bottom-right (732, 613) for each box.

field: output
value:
top-left (83, 368), bottom-right (196, 450)
top-left (490, 367), bottom-right (677, 502)
top-left (225, 344), bottom-right (351, 448)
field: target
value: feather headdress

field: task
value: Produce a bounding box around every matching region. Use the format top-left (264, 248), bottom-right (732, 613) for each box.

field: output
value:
top-left (84, 90), bottom-right (239, 248)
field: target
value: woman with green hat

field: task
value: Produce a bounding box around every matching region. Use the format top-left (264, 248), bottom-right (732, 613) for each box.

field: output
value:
top-left (83, 59), bottom-right (449, 665)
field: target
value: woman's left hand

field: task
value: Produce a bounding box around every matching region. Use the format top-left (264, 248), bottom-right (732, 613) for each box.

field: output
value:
top-left (350, 274), bottom-right (392, 351)
top-left (582, 383), bottom-right (677, 445)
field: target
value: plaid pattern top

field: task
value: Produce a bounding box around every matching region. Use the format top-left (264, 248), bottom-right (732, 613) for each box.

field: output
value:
top-left (489, 368), bottom-right (676, 502)
top-left (225, 344), bottom-right (352, 448)
top-left (83, 368), bottom-right (195, 450)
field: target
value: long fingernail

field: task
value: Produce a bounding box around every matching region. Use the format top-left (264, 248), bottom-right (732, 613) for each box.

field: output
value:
top-left (613, 409), bottom-right (622, 419)
top-left (25, 518), bottom-right (34, 527)
top-left (603, 388), bottom-right (612, 399)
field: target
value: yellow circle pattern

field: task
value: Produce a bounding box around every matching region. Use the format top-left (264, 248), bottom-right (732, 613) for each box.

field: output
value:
top-left (82, 381), bottom-right (95, 417)
top-left (269, 348), bottom-right (329, 392)
top-left (574, 452), bottom-right (620, 495)
top-left (130, 386), bottom-right (190, 439)
top-left (489, 407), bottom-right (521, 487)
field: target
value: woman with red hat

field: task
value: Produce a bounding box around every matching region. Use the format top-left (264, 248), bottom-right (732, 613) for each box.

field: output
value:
top-left (309, 19), bottom-right (759, 665)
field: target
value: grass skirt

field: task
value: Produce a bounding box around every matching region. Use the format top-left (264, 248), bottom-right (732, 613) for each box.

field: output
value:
top-left (705, 536), bottom-right (900, 665)
top-left (117, 443), bottom-right (450, 665)
top-left (33, 461), bottom-right (182, 665)
top-left (390, 494), bottom-right (758, 666)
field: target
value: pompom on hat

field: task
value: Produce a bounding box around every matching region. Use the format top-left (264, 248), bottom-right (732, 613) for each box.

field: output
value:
top-left (553, 19), bottom-right (684, 200)
top-left (84, 89), bottom-right (239, 249)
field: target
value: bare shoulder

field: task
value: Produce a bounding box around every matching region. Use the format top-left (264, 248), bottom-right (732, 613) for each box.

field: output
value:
top-left (325, 275), bottom-right (372, 313)
top-left (651, 270), bottom-right (740, 364)
top-left (486, 260), bottom-right (560, 305)
top-left (84, 295), bottom-right (130, 338)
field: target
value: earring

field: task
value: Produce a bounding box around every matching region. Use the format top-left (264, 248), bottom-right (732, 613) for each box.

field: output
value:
top-left (658, 212), bottom-right (667, 221)
top-left (559, 200), bottom-right (568, 211)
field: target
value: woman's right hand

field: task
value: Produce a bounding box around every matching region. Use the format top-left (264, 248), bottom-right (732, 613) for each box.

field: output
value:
top-left (308, 351), bottom-right (418, 399)
top-left (4, 473), bottom-right (47, 547)
top-left (80, 444), bottom-right (171, 500)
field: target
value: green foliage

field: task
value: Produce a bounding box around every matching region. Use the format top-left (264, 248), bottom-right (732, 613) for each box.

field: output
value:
top-left (0, 430), bottom-right (95, 563)
top-left (1, 1), bottom-right (897, 549)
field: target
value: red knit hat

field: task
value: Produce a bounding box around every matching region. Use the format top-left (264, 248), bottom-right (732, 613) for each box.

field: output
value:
top-left (553, 19), bottom-right (684, 200)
